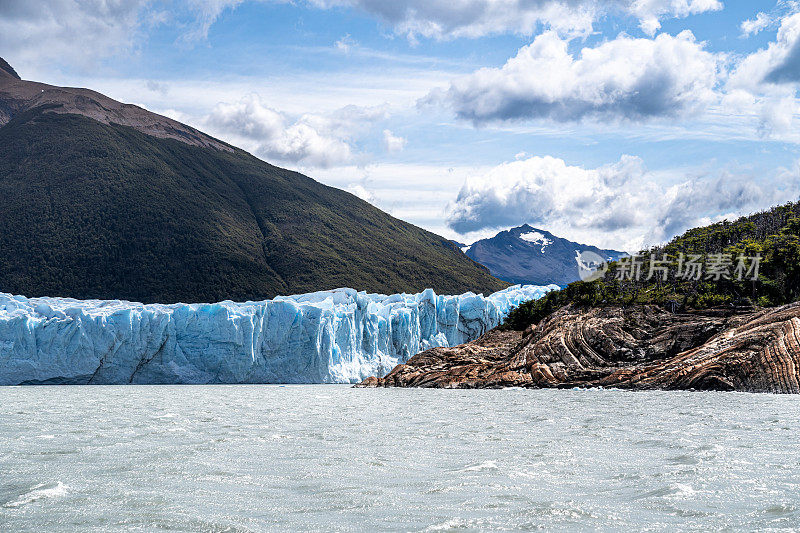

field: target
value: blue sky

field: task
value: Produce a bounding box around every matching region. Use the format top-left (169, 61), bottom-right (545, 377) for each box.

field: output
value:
top-left (2, 0), bottom-right (800, 251)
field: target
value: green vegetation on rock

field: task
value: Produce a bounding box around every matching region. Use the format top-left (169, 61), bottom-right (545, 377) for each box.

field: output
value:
top-left (502, 202), bottom-right (800, 330)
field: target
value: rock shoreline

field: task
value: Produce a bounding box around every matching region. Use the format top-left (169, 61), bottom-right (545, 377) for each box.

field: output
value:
top-left (357, 303), bottom-right (800, 393)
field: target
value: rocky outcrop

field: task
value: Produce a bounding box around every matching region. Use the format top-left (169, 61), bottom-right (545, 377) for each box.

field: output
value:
top-left (358, 303), bottom-right (800, 393)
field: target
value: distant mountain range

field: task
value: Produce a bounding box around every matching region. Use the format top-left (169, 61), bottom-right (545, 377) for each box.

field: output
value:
top-left (0, 58), bottom-right (506, 303)
top-left (457, 225), bottom-right (626, 287)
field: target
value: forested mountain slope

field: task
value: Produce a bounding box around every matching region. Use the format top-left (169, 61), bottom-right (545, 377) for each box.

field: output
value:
top-left (0, 60), bottom-right (505, 303)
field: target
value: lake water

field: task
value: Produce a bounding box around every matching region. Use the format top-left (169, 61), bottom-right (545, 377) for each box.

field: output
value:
top-left (1, 386), bottom-right (799, 532)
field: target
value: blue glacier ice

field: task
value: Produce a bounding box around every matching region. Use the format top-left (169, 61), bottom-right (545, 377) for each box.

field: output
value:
top-left (0, 285), bottom-right (557, 385)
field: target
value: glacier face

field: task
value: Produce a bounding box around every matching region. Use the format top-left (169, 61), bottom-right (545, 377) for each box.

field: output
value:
top-left (0, 285), bottom-right (557, 385)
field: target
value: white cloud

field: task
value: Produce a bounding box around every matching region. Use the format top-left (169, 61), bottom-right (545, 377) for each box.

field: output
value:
top-left (762, 13), bottom-right (800, 85)
top-left (446, 154), bottom-right (800, 251)
top-left (311, 0), bottom-right (722, 40)
top-left (730, 13), bottom-right (800, 88)
top-left (382, 129), bottom-right (407, 153)
top-left (629, 0), bottom-right (723, 37)
top-left (0, 0), bottom-right (151, 72)
top-left (206, 94), bottom-right (365, 167)
top-left (204, 96), bottom-right (392, 168)
top-left (346, 184), bottom-right (377, 203)
top-left (0, 0), bottom-right (253, 73)
top-left (176, 0), bottom-right (725, 42)
top-left (334, 34), bottom-right (357, 53)
top-left (0, 1), bottom-right (253, 72)
top-left (0, 0), bottom-right (727, 77)
top-left (311, 162), bottom-right (493, 236)
top-left (726, 12), bottom-right (800, 136)
top-left (741, 11), bottom-right (772, 37)
top-left (312, 0), bottom-right (597, 39)
top-left (428, 30), bottom-right (720, 124)
top-left (181, 0), bottom-right (246, 41)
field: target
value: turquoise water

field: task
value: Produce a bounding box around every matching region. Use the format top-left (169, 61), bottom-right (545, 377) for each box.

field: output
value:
top-left (1, 386), bottom-right (799, 531)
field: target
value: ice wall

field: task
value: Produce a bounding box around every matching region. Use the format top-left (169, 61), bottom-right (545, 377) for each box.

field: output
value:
top-left (0, 285), bottom-right (557, 385)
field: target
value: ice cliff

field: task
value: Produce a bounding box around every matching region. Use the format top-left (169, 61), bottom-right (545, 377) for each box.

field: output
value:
top-left (0, 285), bottom-right (557, 385)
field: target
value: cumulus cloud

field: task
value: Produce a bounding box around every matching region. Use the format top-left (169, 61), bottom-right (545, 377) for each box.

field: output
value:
top-left (741, 11), bottom-right (772, 37)
top-left (447, 155), bottom-right (800, 251)
top-left (447, 155), bottom-right (652, 235)
top-left (726, 12), bottom-right (800, 136)
top-left (382, 130), bottom-right (407, 153)
top-left (765, 15), bottom-right (800, 84)
top-left (729, 13), bottom-right (800, 88)
top-left (428, 30), bottom-right (720, 124)
top-left (206, 94), bottom-right (375, 167)
top-left (653, 171), bottom-right (798, 240)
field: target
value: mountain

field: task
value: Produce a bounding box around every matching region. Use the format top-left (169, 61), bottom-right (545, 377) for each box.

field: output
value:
top-left (461, 225), bottom-right (626, 287)
top-left (0, 59), bottom-right (506, 303)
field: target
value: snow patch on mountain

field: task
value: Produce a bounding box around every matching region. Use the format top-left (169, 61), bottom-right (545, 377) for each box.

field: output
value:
top-left (519, 231), bottom-right (553, 253)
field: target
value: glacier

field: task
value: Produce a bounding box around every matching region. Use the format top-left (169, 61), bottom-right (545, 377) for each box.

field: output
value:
top-left (0, 285), bottom-right (557, 385)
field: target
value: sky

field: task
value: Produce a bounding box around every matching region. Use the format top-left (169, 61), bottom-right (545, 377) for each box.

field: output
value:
top-left (2, 0), bottom-right (800, 252)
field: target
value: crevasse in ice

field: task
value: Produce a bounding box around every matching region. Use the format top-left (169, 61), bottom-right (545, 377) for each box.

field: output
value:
top-left (0, 285), bottom-right (557, 385)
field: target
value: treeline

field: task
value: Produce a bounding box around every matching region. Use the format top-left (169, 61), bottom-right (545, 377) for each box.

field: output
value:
top-left (502, 202), bottom-right (800, 330)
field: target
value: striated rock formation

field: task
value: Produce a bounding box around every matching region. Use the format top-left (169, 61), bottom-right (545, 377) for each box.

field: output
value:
top-left (358, 303), bottom-right (800, 393)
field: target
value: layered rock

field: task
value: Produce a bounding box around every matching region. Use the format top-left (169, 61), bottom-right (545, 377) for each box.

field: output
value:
top-left (358, 303), bottom-right (800, 393)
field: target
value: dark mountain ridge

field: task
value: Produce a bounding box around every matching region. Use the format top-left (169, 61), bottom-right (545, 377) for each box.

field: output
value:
top-left (0, 61), bottom-right (228, 150)
top-left (0, 59), bottom-right (506, 303)
top-left (0, 57), bottom-right (20, 80)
